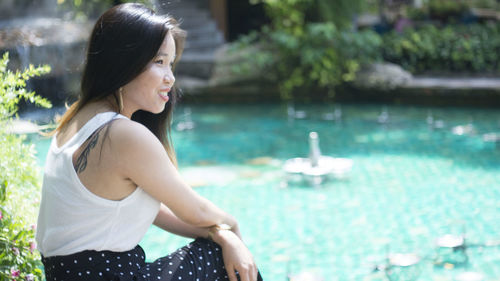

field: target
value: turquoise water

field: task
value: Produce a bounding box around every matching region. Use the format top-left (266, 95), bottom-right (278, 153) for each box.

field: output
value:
top-left (32, 104), bottom-right (500, 281)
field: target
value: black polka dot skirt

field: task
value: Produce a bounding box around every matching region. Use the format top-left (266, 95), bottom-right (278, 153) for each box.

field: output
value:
top-left (42, 238), bottom-right (264, 281)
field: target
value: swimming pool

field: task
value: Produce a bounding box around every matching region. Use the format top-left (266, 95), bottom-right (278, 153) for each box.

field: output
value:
top-left (33, 103), bottom-right (500, 281)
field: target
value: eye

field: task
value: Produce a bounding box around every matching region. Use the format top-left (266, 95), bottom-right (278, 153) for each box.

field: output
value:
top-left (155, 59), bottom-right (164, 65)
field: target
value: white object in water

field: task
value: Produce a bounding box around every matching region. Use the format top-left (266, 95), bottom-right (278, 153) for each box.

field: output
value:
top-left (287, 103), bottom-right (307, 119)
top-left (426, 111), bottom-right (446, 130)
top-left (288, 271), bottom-right (324, 281)
top-left (483, 133), bottom-right (500, 143)
top-left (426, 110), bottom-right (434, 126)
top-left (385, 253), bottom-right (422, 281)
top-left (388, 253), bottom-right (420, 267)
top-left (434, 120), bottom-right (445, 129)
top-left (435, 234), bottom-right (465, 248)
top-left (309, 132), bottom-right (321, 167)
top-left (452, 124), bottom-right (476, 136)
top-left (283, 132), bottom-right (353, 184)
top-left (322, 105), bottom-right (342, 121)
top-left (377, 106), bottom-right (390, 124)
top-left (455, 272), bottom-right (485, 281)
top-left (176, 107), bottom-right (195, 131)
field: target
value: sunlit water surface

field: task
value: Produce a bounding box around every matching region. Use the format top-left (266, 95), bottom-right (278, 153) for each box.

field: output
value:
top-left (32, 103), bottom-right (500, 281)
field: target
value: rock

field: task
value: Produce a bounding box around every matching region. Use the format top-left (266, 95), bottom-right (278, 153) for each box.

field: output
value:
top-left (178, 43), bottom-right (279, 101)
top-left (353, 63), bottom-right (413, 90)
top-left (404, 77), bottom-right (500, 90)
top-left (471, 8), bottom-right (500, 21)
top-left (0, 18), bottom-right (92, 77)
top-left (356, 13), bottom-right (382, 29)
top-left (176, 76), bottom-right (210, 93)
top-left (0, 18), bottom-right (92, 103)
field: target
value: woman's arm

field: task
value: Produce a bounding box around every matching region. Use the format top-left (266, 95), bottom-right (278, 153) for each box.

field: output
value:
top-left (153, 203), bottom-right (212, 238)
top-left (154, 204), bottom-right (257, 281)
top-left (211, 228), bottom-right (258, 281)
top-left (110, 120), bottom-right (237, 229)
top-left (154, 204), bottom-right (242, 239)
top-left (111, 120), bottom-right (257, 281)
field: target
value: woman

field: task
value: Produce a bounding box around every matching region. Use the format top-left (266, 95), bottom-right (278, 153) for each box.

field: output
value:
top-left (36, 3), bottom-right (262, 281)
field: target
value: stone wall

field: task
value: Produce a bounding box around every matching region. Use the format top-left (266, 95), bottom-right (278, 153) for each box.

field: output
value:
top-left (0, 0), bottom-right (57, 20)
top-left (0, 18), bottom-right (92, 104)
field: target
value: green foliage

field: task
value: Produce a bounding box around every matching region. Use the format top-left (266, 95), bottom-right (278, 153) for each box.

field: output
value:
top-left (237, 0), bottom-right (380, 100)
top-left (0, 206), bottom-right (42, 281)
top-left (0, 52), bottom-right (51, 281)
top-left (307, 0), bottom-right (366, 29)
top-left (57, 0), bottom-right (155, 20)
top-left (0, 53), bottom-right (51, 121)
top-left (406, 0), bottom-right (500, 21)
top-left (470, 0), bottom-right (500, 9)
top-left (382, 23), bottom-right (500, 74)
top-left (238, 0), bottom-right (500, 97)
top-left (237, 0), bottom-right (500, 97)
top-left (253, 0), bottom-right (311, 36)
top-left (252, 0), bottom-right (366, 31)
top-left (428, 0), bottom-right (469, 19)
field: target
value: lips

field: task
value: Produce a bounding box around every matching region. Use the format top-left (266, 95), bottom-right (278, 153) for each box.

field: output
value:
top-left (159, 88), bottom-right (170, 102)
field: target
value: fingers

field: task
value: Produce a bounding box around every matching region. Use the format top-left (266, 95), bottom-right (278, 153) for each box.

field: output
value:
top-left (250, 264), bottom-right (258, 281)
top-left (218, 231), bottom-right (258, 281)
top-left (233, 264), bottom-right (258, 281)
top-left (225, 264), bottom-right (252, 281)
top-left (243, 256), bottom-right (258, 281)
top-left (241, 270), bottom-right (250, 281)
top-left (226, 264), bottom-right (238, 281)
top-left (248, 263), bottom-right (258, 281)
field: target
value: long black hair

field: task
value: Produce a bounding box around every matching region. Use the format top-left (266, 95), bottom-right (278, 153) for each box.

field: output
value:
top-left (55, 3), bottom-right (186, 165)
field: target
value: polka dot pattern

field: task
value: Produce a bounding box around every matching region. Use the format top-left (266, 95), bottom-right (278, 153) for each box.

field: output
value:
top-left (41, 238), bottom-right (264, 281)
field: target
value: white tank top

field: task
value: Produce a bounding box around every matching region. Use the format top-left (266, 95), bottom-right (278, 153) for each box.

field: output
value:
top-left (36, 112), bottom-right (161, 257)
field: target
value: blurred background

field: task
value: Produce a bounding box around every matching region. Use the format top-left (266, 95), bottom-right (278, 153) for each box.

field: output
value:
top-left (1, 1), bottom-right (500, 281)
top-left (2, 0), bottom-right (500, 108)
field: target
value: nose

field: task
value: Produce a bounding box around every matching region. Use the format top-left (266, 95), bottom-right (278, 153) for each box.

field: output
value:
top-left (163, 70), bottom-right (175, 86)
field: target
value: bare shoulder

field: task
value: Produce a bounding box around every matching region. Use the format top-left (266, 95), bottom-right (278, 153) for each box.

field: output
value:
top-left (106, 118), bottom-right (165, 156)
top-left (108, 118), bottom-right (154, 139)
top-left (104, 118), bottom-right (176, 190)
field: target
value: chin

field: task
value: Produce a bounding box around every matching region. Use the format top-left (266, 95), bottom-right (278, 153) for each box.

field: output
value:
top-left (151, 104), bottom-right (167, 114)
top-left (140, 100), bottom-right (168, 115)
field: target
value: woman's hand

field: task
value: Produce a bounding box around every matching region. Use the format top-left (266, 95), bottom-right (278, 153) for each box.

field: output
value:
top-left (231, 223), bottom-right (242, 239)
top-left (212, 229), bottom-right (258, 281)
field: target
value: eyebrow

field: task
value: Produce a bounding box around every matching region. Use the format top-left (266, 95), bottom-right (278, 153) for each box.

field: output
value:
top-left (156, 52), bottom-right (176, 59)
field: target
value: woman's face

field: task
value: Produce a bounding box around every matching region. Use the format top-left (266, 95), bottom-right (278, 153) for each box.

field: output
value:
top-left (120, 31), bottom-right (176, 117)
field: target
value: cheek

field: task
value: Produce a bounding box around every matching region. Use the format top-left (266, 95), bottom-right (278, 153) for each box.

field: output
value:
top-left (126, 67), bottom-right (164, 97)
top-left (134, 74), bottom-right (161, 94)
top-left (147, 67), bottom-right (165, 83)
